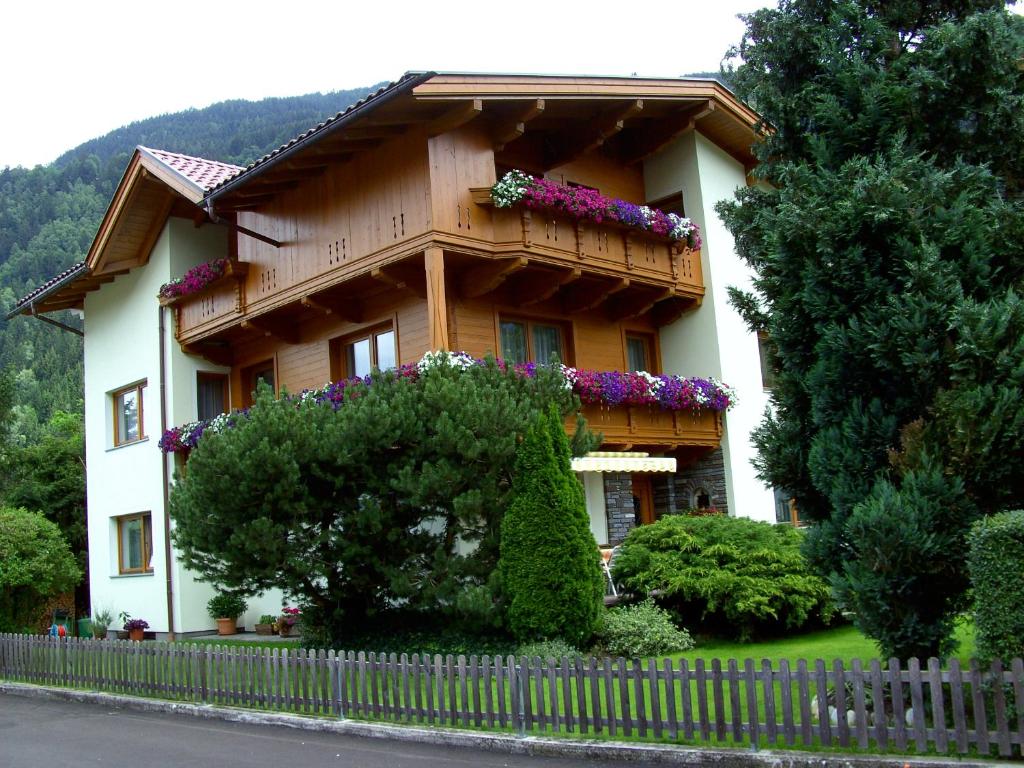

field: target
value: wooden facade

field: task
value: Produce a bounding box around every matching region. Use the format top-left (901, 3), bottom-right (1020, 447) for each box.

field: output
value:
top-left (150, 76), bottom-right (757, 453)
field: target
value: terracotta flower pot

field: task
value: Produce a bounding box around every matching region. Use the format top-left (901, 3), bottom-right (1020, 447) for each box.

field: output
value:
top-left (128, 627), bottom-right (144, 642)
top-left (278, 623), bottom-right (293, 637)
top-left (216, 617), bottom-right (238, 636)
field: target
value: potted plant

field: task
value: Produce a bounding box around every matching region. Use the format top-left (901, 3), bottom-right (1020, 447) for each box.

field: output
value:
top-left (255, 614), bottom-right (276, 636)
top-left (278, 606), bottom-right (301, 637)
top-left (207, 593), bottom-right (247, 636)
top-left (91, 606), bottom-right (113, 640)
top-left (122, 616), bottom-right (149, 642)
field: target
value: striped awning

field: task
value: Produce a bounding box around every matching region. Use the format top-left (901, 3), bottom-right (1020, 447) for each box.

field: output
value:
top-left (571, 451), bottom-right (677, 474)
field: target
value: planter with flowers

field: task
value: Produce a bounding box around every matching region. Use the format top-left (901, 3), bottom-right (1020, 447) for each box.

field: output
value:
top-left (123, 617), bottom-right (149, 642)
top-left (207, 592), bottom-right (248, 636)
top-left (157, 258), bottom-right (248, 305)
top-left (278, 606), bottom-right (301, 637)
top-left (255, 614), bottom-right (277, 636)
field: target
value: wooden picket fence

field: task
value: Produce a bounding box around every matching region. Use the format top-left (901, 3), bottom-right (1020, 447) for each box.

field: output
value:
top-left (1, 633), bottom-right (1022, 757)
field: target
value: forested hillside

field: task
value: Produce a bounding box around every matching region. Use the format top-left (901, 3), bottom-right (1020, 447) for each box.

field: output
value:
top-left (0, 85), bottom-right (376, 443)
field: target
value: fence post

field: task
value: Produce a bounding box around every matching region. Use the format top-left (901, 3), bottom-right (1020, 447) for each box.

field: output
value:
top-left (336, 654), bottom-right (346, 720)
top-left (515, 658), bottom-right (526, 738)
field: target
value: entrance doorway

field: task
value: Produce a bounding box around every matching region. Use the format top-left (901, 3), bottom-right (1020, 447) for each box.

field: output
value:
top-left (631, 473), bottom-right (656, 527)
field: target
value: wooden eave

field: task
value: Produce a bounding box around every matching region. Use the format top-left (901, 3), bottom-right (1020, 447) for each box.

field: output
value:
top-left (208, 72), bottom-right (761, 212)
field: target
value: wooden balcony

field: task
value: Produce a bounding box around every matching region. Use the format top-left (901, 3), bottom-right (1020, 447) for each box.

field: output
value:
top-left (574, 402), bottom-right (722, 450)
top-left (470, 189), bottom-right (704, 304)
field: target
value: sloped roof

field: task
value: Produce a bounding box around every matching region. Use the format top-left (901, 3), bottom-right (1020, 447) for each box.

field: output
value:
top-left (140, 147), bottom-right (243, 194)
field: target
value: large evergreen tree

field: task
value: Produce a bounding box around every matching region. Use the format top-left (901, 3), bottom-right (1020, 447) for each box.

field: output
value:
top-left (718, 0), bottom-right (1024, 658)
top-left (169, 358), bottom-right (594, 647)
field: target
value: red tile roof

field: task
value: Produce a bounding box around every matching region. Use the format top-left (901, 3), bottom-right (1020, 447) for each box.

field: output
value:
top-left (140, 147), bottom-right (244, 192)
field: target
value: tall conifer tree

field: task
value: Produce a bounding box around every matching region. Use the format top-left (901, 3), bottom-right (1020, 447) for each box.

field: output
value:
top-left (718, 0), bottom-right (1024, 658)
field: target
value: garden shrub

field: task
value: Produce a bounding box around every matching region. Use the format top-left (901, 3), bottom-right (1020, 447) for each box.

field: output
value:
top-left (515, 638), bottom-right (580, 661)
top-left (612, 515), bottom-right (832, 641)
top-left (968, 510), bottom-right (1024, 663)
top-left (0, 506), bottom-right (81, 632)
top-left (499, 405), bottom-right (604, 647)
top-left (599, 599), bottom-right (694, 658)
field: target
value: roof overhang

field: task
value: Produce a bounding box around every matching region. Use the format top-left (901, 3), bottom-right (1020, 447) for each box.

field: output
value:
top-left (571, 451), bottom-right (677, 474)
top-left (208, 71), bottom-right (761, 212)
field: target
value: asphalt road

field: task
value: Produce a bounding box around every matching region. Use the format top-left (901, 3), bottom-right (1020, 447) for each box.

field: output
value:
top-left (0, 694), bottom-right (624, 768)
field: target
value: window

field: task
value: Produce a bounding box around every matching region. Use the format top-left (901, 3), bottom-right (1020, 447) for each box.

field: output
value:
top-left (757, 332), bottom-right (778, 390)
top-left (625, 334), bottom-right (654, 373)
top-left (197, 373), bottom-right (228, 421)
top-left (244, 360), bottom-right (275, 406)
top-left (499, 319), bottom-right (566, 365)
top-left (774, 487), bottom-right (805, 526)
top-left (647, 191), bottom-right (685, 217)
top-left (344, 327), bottom-right (396, 378)
top-left (117, 513), bottom-right (153, 574)
top-left (112, 382), bottom-right (145, 446)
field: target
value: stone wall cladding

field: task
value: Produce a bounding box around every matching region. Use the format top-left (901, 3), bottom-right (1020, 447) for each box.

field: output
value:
top-left (653, 447), bottom-right (729, 517)
top-left (603, 472), bottom-right (636, 545)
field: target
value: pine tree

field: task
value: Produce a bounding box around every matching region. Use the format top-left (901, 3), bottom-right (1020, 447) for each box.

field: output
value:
top-left (499, 405), bottom-right (604, 647)
top-left (718, 1), bottom-right (1024, 658)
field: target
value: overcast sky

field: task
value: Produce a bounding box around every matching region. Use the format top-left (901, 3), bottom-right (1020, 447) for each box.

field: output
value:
top-left (1, 0), bottom-right (772, 169)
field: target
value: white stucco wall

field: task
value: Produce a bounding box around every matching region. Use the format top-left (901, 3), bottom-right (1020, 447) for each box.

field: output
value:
top-left (643, 131), bottom-right (776, 523)
top-left (85, 217), bottom-right (284, 635)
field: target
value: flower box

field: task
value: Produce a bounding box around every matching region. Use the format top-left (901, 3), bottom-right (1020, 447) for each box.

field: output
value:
top-left (158, 259), bottom-right (248, 305)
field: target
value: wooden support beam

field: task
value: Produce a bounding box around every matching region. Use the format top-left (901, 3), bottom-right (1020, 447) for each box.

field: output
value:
top-left (518, 266), bottom-right (581, 306)
top-left (607, 288), bottom-right (674, 322)
top-left (240, 318), bottom-right (299, 345)
top-left (300, 295), bottom-right (362, 324)
top-left (492, 99), bottom-right (545, 151)
top-left (458, 257), bottom-right (527, 298)
top-left (562, 278), bottom-right (629, 314)
top-left (426, 99), bottom-right (483, 137)
top-left (181, 343), bottom-right (233, 367)
top-left (230, 181), bottom-right (300, 198)
top-left (425, 247), bottom-right (449, 351)
top-left (545, 100), bottom-right (643, 169)
top-left (620, 101), bottom-right (714, 165)
top-left (651, 295), bottom-right (697, 327)
top-left (370, 266), bottom-right (427, 299)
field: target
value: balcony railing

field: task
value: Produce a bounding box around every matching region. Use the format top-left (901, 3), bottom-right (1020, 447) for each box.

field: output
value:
top-left (575, 402), bottom-right (722, 449)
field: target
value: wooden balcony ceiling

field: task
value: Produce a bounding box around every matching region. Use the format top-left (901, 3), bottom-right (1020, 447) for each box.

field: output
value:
top-left (210, 73), bottom-right (760, 212)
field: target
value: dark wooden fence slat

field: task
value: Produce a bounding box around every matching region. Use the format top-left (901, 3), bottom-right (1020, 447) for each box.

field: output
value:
top-left (546, 657), bottom-right (560, 733)
top-left (680, 659), bottom-right (696, 741)
top-left (494, 654), bottom-right (506, 728)
top-left (664, 659), bottom-right (678, 741)
top-left (617, 657), bottom-right (630, 736)
top-left (588, 657), bottom-right (602, 734)
top-left (1012, 658), bottom-right (1024, 752)
top-left (695, 658), bottom-right (711, 742)
top-left (778, 659), bottom-right (794, 747)
top-left (648, 659), bottom-right (661, 739)
top-left (634, 658), bottom-right (648, 738)
top-left (573, 657), bottom-right (587, 734)
top-left (762, 659), bottom-right (778, 746)
top-left (795, 659), bottom-right (812, 746)
top-left (946, 658), bottom-right (968, 754)
top-left (530, 656), bottom-right (544, 730)
top-left (459, 655), bottom-right (470, 729)
top-left (814, 658), bottom-right (832, 747)
top-left (560, 656), bottom-right (574, 733)
top-left (597, 657), bottom-right (612, 736)
top-left (833, 659), bottom-right (850, 748)
top-left (991, 659), bottom-right (1012, 757)
top-left (727, 659), bottom-right (743, 743)
top-left (868, 659), bottom-right (888, 751)
top-left (850, 659), bottom-right (868, 749)
top-left (743, 659), bottom-right (760, 748)
top-left (889, 658), bottom-right (907, 752)
top-left (471, 655), bottom-right (483, 728)
top-left (927, 657), bottom-right (948, 753)
top-left (711, 658), bottom-right (726, 741)
top-left (481, 655), bottom-right (493, 728)
top-left (907, 657), bottom-right (928, 753)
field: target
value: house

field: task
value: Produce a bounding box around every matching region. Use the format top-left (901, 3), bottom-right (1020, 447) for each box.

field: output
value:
top-left (8, 72), bottom-right (781, 638)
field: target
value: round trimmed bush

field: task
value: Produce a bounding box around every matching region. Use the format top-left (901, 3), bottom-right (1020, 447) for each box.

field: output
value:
top-left (599, 599), bottom-right (694, 657)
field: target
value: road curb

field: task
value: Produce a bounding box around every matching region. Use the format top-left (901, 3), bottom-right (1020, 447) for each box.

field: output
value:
top-left (0, 681), bottom-right (1012, 767)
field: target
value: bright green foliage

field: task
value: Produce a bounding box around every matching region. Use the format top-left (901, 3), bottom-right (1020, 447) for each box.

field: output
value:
top-left (170, 361), bottom-right (590, 648)
top-left (967, 510), bottom-right (1024, 663)
top-left (719, 1), bottom-right (1024, 658)
top-left (599, 599), bottom-right (695, 658)
top-left (515, 638), bottom-right (581, 661)
top-left (207, 593), bottom-right (248, 620)
top-left (612, 515), bottom-right (832, 641)
top-left (499, 405), bottom-right (604, 647)
top-left (0, 506), bottom-right (81, 631)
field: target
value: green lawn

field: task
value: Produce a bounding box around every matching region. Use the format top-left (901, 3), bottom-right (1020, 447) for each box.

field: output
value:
top-left (670, 620), bottom-right (977, 666)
